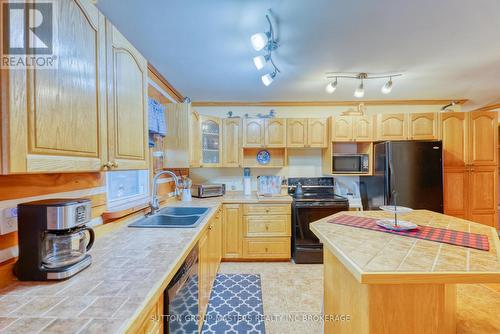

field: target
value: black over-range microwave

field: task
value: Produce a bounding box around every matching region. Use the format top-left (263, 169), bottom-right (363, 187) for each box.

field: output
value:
top-left (332, 154), bottom-right (370, 174)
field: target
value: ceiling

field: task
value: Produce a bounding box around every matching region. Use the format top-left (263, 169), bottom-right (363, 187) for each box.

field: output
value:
top-left (97, 0), bottom-right (500, 110)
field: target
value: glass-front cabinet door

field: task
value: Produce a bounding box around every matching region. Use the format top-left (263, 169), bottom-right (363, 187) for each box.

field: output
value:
top-left (200, 116), bottom-right (222, 167)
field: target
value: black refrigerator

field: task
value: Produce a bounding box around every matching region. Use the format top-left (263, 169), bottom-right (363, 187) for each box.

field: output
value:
top-left (360, 141), bottom-right (443, 212)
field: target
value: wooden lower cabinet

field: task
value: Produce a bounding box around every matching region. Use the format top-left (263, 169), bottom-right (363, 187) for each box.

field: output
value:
top-left (242, 237), bottom-right (290, 258)
top-left (222, 204), bottom-right (243, 259)
top-left (135, 295), bottom-right (163, 334)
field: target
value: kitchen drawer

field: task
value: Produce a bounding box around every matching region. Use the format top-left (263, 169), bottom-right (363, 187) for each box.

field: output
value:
top-left (243, 204), bottom-right (290, 216)
top-left (243, 215), bottom-right (290, 237)
top-left (242, 237), bottom-right (290, 259)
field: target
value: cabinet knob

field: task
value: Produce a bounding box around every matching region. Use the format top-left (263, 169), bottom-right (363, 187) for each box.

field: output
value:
top-left (265, 224), bottom-right (269, 231)
top-left (112, 161), bottom-right (119, 168)
top-left (103, 162), bottom-right (113, 169)
top-left (265, 247), bottom-right (268, 252)
top-left (208, 225), bottom-right (213, 230)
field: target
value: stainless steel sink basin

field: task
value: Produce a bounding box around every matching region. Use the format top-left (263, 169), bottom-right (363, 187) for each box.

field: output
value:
top-left (128, 207), bottom-right (210, 228)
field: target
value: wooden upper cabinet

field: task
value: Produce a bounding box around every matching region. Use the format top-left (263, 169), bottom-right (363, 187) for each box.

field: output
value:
top-left (331, 116), bottom-right (353, 142)
top-left (468, 111), bottom-right (498, 166)
top-left (353, 115), bottom-right (374, 141)
top-left (408, 113), bottom-right (439, 140)
top-left (441, 112), bottom-right (468, 168)
top-left (243, 119), bottom-right (265, 147)
top-left (287, 119), bottom-right (308, 147)
top-left (265, 119), bottom-right (287, 147)
top-left (376, 113), bottom-right (408, 141)
top-left (189, 110), bottom-right (201, 167)
top-left (2, 0), bottom-right (107, 173)
top-left (223, 118), bottom-right (242, 167)
top-left (200, 116), bottom-right (222, 167)
top-left (307, 118), bottom-right (328, 147)
top-left (106, 21), bottom-right (149, 170)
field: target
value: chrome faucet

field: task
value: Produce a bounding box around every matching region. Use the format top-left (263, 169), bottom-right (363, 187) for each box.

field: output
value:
top-left (150, 170), bottom-right (180, 215)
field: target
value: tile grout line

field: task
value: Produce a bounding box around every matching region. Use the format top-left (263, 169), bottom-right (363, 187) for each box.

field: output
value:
top-left (395, 238), bottom-right (419, 271)
top-left (75, 318), bottom-right (93, 334)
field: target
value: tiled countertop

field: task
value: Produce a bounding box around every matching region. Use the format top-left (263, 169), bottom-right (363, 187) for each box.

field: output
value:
top-left (311, 210), bottom-right (500, 284)
top-left (0, 193), bottom-right (291, 334)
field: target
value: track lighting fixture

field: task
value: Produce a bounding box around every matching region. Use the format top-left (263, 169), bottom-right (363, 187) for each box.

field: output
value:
top-left (325, 72), bottom-right (402, 97)
top-left (251, 11), bottom-right (280, 86)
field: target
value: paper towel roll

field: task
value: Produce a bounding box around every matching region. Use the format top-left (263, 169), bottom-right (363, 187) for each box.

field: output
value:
top-left (243, 177), bottom-right (252, 195)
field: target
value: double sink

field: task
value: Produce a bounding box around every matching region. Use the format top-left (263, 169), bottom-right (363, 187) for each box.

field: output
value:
top-left (128, 207), bottom-right (210, 228)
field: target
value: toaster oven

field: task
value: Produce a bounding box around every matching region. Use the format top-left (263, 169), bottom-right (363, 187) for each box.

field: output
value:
top-left (191, 184), bottom-right (226, 198)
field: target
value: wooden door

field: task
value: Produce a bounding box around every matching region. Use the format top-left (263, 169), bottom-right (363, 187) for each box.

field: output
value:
top-left (243, 119), bottom-right (265, 147)
top-left (353, 115), bottom-right (374, 141)
top-left (468, 111), bottom-right (498, 166)
top-left (223, 118), bottom-right (241, 167)
top-left (331, 116), bottom-right (353, 142)
top-left (443, 169), bottom-right (468, 219)
top-left (308, 119), bottom-right (328, 147)
top-left (265, 119), bottom-right (287, 147)
top-left (441, 112), bottom-right (468, 168)
top-left (222, 204), bottom-right (242, 259)
top-left (287, 119), bottom-right (308, 147)
top-left (376, 114), bottom-right (408, 140)
top-left (189, 110), bottom-right (201, 167)
top-left (408, 113), bottom-right (439, 140)
top-left (200, 116), bottom-right (222, 167)
top-left (468, 166), bottom-right (498, 228)
top-left (6, 0), bottom-right (107, 173)
top-left (106, 22), bottom-right (149, 170)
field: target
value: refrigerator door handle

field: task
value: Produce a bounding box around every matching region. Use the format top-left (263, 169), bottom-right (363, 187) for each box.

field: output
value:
top-left (385, 142), bottom-right (392, 205)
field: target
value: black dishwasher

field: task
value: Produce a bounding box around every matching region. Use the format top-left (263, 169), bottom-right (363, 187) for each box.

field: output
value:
top-left (164, 247), bottom-right (199, 334)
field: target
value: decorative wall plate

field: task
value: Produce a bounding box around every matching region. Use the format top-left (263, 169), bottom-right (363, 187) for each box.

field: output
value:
top-left (256, 150), bottom-right (271, 165)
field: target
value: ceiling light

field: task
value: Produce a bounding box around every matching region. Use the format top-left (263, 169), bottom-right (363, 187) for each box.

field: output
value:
top-left (251, 32), bottom-right (268, 51)
top-left (381, 77), bottom-right (393, 94)
top-left (261, 71), bottom-right (276, 86)
top-left (325, 78), bottom-right (338, 94)
top-left (253, 55), bottom-right (270, 70)
top-left (354, 80), bottom-right (365, 98)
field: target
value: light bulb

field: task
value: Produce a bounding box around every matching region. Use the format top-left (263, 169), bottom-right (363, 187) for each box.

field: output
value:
top-left (251, 33), bottom-right (268, 51)
top-left (381, 78), bottom-right (393, 94)
top-left (354, 81), bottom-right (365, 98)
top-left (261, 72), bottom-right (275, 86)
top-left (253, 55), bottom-right (267, 70)
top-left (325, 79), bottom-right (338, 94)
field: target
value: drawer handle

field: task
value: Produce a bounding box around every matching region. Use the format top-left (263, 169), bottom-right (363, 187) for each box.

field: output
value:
top-left (208, 225), bottom-right (213, 230)
top-left (265, 247), bottom-right (268, 252)
top-left (265, 209), bottom-right (269, 213)
top-left (265, 224), bottom-right (269, 231)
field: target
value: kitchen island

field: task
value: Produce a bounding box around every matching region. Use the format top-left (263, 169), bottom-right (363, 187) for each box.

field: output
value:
top-left (310, 210), bottom-right (500, 334)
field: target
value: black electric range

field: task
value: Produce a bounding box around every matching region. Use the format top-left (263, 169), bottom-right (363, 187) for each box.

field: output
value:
top-left (288, 177), bottom-right (349, 264)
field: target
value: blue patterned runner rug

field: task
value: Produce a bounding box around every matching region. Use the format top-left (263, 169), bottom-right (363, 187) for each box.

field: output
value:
top-left (202, 274), bottom-right (266, 334)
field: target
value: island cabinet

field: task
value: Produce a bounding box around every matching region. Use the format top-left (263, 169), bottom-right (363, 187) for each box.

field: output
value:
top-left (1, 0), bottom-right (108, 173)
top-left (287, 118), bottom-right (328, 148)
top-left (331, 115), bottom-right (374, 142)
top-left (222, 118), bottom-right (242, 167)
top-left (105, 21), bottom-right (149, 170)
top-left (164, 103), bottom-right (201, 168)
top-left (242, 118), bottom-right (286, 148)
top-left (442, 111), bottom-right (498, 228)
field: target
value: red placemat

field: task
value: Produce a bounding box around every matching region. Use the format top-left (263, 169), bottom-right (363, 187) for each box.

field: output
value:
top-left (327, 215), bottom-right (490, 251)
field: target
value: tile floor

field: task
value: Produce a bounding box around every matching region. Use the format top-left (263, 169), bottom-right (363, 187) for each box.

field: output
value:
top-left (219, 262), bottom-right (500, 334)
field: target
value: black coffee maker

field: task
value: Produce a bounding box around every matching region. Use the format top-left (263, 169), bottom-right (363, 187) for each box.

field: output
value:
top-left (14, 198), bottom-right (95, 281)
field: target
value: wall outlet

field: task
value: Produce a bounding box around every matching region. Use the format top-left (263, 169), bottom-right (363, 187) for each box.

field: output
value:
top-left (3, 207), bottom-right (18, 219)
top-left (0, 218), bottom-right (17, 235)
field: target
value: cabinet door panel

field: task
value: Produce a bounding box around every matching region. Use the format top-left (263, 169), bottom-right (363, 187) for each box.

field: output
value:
top-left (200, 116), bottom-right (222, 167)
top-left (469, 111), bottom-right (498, 166)
top-left (441, 112), bottom-right (467, 168)
top-left (222, 204), bottom-right (242, 258)
top-left (287, 119), bottom-right (307, 147)
top-left (377, 114), bottom-right (407, 140)
top-left (265, 119), bottom-right (287, 147)
top-left (409, 113), bottom-right (439, 140)
top-left (469, 166), bottom-right (498, 229)
top-left (353, 116), bottom-right (374, 141)
top-left (243, 119), bottom-right (265, 147)
top-left (443, 169), bottom-right (467, 217)
top-left (307, 119), bottom-right (328, 147)
top-left (223, 118), bottom-right (241, 167)
top-left (189, 111), bottom-right (201, 167)
top-left (331, 116), bottom-right (353, 142)
top-left (107, 23), bottom-right (148, 169)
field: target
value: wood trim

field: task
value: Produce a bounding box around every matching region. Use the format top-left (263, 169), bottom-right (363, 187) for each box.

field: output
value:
top-left (192, 99), bottom-right (469, 107)
top-left (147, 64), bottom-right (184, 102)
top-left (473, 103), bottom-right (500, 112)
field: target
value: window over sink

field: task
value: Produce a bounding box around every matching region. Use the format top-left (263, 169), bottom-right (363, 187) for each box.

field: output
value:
top-left (106, 170), bottom-right (150, 210)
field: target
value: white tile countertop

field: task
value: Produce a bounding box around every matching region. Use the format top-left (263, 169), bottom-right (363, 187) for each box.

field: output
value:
top-left (0, 193), bottom-right (291, 334)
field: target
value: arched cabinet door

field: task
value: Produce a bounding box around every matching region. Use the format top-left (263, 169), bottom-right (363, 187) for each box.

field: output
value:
top-left (4, 0), bottom-right (107, 173)
top-left (331, 116), bottom-right (353, 142)
top-left (376, 113), bottom-right (408, 141)
top-left (200, 116), bottom-right (222, 167)
top-left (243, 119), bottom-right (265, 147)
top-left (287, 119), bottom-right (308, 147)
top-left (106, 21), bottom-right (149, 170)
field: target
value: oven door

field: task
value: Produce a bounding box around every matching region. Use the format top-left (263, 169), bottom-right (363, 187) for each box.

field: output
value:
top-left (332, 155), bottom-right (362, 173)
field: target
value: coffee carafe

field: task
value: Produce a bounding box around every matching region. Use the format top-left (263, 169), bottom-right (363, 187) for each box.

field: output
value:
top-left (15, 198), bottom-right (94, 281)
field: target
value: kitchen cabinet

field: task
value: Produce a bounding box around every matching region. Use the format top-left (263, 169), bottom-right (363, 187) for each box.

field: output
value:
top-left (287, 118), bottom-right (328, 148)
top-left (136, 295), bottom-right (163, 334)
top-left (442, 111), bottom-right (498, 228)
top-left (200, 116), bottom-right (222, 167)
top-left (105, 21), bottom-right (149, 170)
top-left (265, 118), bottom-right (287, 147)
top-left (376, 113), bottom-right (408, 141)
top-left (164, 103), bottom-right (201, 168)
top-left (331, 115), bottom-right (374, 142)
top-left (222, 204), bottom-right (243, 259)
top-left (222, 118), bottom-right (242, 167)
top-left (408, 113), bottom-right (440, 140)
top-left (243, 119), bottom-right (265, 147)
top-left (1, 0), bottom-right (107, 173)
